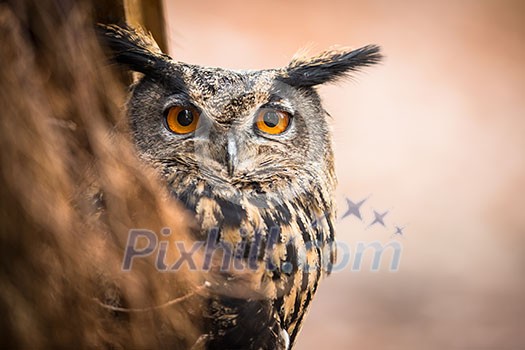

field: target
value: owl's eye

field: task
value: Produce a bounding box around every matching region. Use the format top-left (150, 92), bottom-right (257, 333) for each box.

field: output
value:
top-left (165, 106), bottom-right (200, 134)
top-left (255, 109), bottom-right (291, 135)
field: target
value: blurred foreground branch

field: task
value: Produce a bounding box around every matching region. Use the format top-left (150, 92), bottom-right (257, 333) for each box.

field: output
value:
top-left (0, 0), bottom-right (203, 348)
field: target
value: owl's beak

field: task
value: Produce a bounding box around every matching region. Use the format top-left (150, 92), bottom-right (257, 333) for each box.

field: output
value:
top-left (226, 134), bottom-right (238, 176)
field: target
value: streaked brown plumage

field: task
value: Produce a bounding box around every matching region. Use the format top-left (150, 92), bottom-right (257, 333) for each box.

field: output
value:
top-left (100, 25), bottom-right (381, 349)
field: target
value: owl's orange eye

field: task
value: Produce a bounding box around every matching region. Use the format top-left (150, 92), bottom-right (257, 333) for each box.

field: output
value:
top-left (255, 109), bottom-right (290, 135)
top-left (165, 106), bottom-right (200, 134)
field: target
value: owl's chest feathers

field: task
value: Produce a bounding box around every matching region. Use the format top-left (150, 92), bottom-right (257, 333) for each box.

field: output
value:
top-left (169, 170), bottom-right (336, 278)
top-left (170, 172), bottom-right (334, 246)
top-left (167, 169), bottom-right (336, 336)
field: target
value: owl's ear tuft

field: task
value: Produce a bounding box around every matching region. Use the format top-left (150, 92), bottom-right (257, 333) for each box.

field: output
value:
top-left (97, 24), bottom-right (171, 77)
top-left (278, 45), bottom-right (382, 88)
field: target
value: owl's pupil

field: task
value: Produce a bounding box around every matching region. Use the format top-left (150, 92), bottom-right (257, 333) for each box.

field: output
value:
top-left (263, 111), bottom-right (279, 128)
top-left (177, 109), bottom-right (194, 126)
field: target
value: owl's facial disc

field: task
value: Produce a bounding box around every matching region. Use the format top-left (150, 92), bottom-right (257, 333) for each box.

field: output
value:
top-left (148, 70), bottom-right (305, 180)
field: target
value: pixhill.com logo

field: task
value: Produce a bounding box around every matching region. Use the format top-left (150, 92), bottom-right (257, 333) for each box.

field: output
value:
top-left (120, 195), bottom-right (406, 274)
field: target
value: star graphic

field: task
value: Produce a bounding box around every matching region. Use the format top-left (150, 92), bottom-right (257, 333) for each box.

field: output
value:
top-left (392, 225), bottom-right (406, 237)
top-left (367, 210), bottom-right (389, 228)
top-left (340, 196), bottom-right (368, 221)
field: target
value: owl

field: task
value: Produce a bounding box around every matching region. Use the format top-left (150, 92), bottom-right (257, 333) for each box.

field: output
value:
top-left (100, 25), bottom-right (381, 349)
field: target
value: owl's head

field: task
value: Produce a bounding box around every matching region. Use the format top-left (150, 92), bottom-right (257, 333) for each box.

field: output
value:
top-left (100, 25), bottom-right (381, 198)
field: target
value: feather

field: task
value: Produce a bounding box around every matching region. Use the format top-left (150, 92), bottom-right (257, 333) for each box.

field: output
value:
top-left (279, 45), bottom-right (383, 87)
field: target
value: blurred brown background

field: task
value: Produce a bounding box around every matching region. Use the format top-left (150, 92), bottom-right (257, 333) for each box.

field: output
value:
top-left (163, 1), bottom-right (525, 348)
